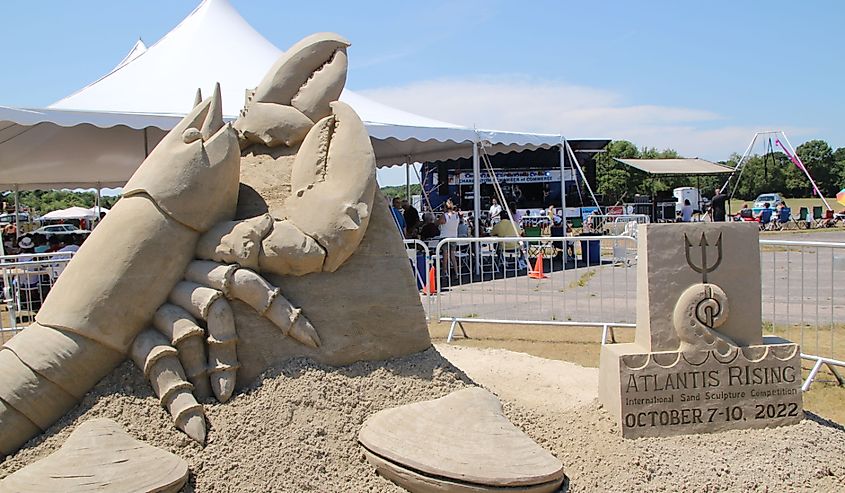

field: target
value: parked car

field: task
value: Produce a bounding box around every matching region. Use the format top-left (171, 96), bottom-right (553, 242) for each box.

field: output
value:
top-left (753, 193), bottom-right (783, 211)
top-left (32, 224), bottom-right (90, 238)
top-left (0, 213), bottom-right (32, 227)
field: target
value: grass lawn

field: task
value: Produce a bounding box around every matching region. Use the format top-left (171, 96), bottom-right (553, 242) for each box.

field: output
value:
top-left (728, 196), bottom-right (839, 215)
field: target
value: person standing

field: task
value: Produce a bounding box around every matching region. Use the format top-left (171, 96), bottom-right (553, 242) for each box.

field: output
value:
top-left (710, 188), bottom-right (728, 222)
top-left (681, 199), bottom-right (693, 222)
top-left (489, 198), bottom-right (503, 225)
top-left (512, 185), bottom-right (524, 206)
top-left (402, 199), bottom-right (420, 238)
top-left (439, 201), bottom-right (461, 279)
top-left (390, 197), bottom-right (406, 235)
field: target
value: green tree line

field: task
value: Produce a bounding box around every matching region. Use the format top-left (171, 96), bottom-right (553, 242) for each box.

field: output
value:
top-left (380, 184), bottom-right (422, 199)
top-left (595, 139), bottom-right (845, 202)
top-left (3, 190), bottom-right (121, 217)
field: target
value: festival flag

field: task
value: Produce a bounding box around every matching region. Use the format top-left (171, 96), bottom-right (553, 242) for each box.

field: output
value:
top-left (775, 139), bottom-right (806, 172)
top-left (837, 189), bottom-right (845, 207)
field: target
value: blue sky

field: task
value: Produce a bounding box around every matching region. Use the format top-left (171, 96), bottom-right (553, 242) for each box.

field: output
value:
top-left (2, 0), bottom-right (842, 185)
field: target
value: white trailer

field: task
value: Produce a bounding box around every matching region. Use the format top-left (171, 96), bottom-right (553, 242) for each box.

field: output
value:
top-left (673, 187), bottom-right (708, 213)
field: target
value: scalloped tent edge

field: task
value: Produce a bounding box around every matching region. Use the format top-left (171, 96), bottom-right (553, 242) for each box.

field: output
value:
top-left (0, 0), bottom-right (573, 191)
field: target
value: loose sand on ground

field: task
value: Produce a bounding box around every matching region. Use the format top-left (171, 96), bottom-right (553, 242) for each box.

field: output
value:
top-left (1, 346), bottom-right (844, 492)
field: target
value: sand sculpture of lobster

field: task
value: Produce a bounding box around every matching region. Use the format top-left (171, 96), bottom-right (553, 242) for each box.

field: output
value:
top-left (0, 33), bottom-right (376, 455)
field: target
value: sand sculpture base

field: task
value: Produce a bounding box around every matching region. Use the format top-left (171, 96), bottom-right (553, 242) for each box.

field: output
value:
top-left (0, 419), bottom-right (188, 492)
top-left (358, 387), bottom-right (565, 493)
top-left (599, 338), bottom-right (803, 438)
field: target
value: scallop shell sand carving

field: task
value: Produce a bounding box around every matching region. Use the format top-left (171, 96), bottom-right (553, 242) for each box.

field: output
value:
top-left (0, 419), bottom-right (188, 493)
top-left (358, 387), bottom-right (566, 493)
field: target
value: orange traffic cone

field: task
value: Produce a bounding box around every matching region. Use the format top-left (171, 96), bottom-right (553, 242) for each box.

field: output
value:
top-left (528, 253), bottom-right (548, 279)
top-left (422, 266), bottom-right (438, 295)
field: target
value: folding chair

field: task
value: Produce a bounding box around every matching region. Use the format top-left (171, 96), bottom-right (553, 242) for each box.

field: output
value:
top-left (811, 206), bottom-right (823, 228)
top-left (498, 242), bottom-right (523, 273)
top-left (522, 226), bottom-right (543, 257)
top-left (773, 207), bottom-right (791, 230)
top-left (14, 271), bottom-right (44, 317)
top-left (758, 209), bottom-right (773, 231)
top-left (791, 207), bottom-right (809, 229)
top-left (453, 240), bottom-right (472, 273)
top-left (816, 209), bottom-right (835, 228)
top-left (478, 241), bottom-right (500, 275)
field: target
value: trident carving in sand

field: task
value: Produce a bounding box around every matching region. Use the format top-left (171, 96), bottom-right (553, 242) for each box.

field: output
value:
top-left (684, 232), bottom-right (723, 283)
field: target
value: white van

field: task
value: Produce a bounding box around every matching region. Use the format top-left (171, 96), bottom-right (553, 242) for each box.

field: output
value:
top-left (673, 187), bottom-right (708, 213)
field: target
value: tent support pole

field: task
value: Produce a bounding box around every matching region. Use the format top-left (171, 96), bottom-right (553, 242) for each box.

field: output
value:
top-left (143, 128), bottom-right (150, 158)
top-left (405, 158), bottom-right (411, 202)
top-left (566, 142), bottom-right (602, 213)
top-left (696, 175), bottom-right (702, 216)
top-left (560, 139), bottom-right (567, 237)
top-left (96, 183), bottom-right (102, 227)
top-left (14, 185), bottom-right (20, 240)
top-left (472, 141), bottom-right (481, 275)
top-left (726, 132), bottom-right (760, 201)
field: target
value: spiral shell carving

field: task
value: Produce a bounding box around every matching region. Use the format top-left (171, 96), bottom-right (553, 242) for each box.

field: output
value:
top-left (673, 283), bottom-right (737, 355)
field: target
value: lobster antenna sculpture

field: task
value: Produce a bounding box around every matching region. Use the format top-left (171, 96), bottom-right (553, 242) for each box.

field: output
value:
top-left (0, 32), bottom-right (376, 454)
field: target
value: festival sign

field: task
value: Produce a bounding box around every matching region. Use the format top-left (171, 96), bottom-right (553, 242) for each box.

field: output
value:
top-left (448, 169), bottom-right (574, 186)
top-left (599, 223), bottom-right (803, 438)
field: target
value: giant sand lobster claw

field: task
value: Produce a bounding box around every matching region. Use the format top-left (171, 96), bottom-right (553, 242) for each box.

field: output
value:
top-left (0, 32), bottom-right (376, 454)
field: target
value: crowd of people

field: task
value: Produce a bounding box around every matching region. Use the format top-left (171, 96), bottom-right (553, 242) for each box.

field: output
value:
top-left (390, 197), bottom-right (473, 241)
top-left (4, 232), bottom-right (84, 256)
top-left (389, 195), bottom-right (574, 278)
top-left (1, 233), bottom-right (84, 313)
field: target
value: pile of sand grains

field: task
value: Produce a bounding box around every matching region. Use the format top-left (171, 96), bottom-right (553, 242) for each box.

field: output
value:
top-left (442, 346), bottom-right (845, 493)
top-left (0, 348), bottom-right (471, 492)
top-left (1, 346), bottom-right (844, 492)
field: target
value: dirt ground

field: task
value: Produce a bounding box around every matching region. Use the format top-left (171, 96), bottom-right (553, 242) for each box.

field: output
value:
top-left (429, 321), bottom-right (845, 425)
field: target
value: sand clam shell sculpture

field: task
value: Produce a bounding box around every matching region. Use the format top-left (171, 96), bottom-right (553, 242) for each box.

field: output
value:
top-left (358, 387), bottom-right (566, 493)
top-left (0, 419), bottom-right (188, 493)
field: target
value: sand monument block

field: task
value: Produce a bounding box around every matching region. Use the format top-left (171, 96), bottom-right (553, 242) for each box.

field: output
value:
top-left (599, 223), bottom-right (802, 438)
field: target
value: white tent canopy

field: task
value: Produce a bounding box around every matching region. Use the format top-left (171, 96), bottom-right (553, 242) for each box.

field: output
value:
top-left (112, 39), bottom-right (147, 72)
top-left (0, 0), bottom-right (564, 190)
top-left (40, 206), bottom-right (97, 221)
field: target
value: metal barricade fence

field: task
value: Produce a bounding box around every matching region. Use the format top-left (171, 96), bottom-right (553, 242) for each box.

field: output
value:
top-left (403, 239), bottom-right (433, 320)
top-left (428, 235), bottom-right (845, 390)
top-left (586, 214), bottom-right (649, 236)
top-left (433, 235), bottom-right (638, 340)
top-left (0, 251), bottom-right (75, 336)
top-left (758, 239), bottom-right (845, 389)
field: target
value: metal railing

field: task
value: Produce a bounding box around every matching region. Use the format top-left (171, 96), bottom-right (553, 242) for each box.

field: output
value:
top-left (427, 235), bottom-right (845, 391)
top-left (585, 214), bottom-right (649, 236)
top-left (433, 235), bottom-right (638, 340)
top-left (0, 251), bottom-right (75, 335)
top-left (759, 239), bottom-right (845, 388)
top-left (403, 239), bottom-right (433, 320)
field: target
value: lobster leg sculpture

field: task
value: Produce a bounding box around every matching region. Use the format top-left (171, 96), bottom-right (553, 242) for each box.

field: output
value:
top-left (0, 32), bottom-right (376, 454)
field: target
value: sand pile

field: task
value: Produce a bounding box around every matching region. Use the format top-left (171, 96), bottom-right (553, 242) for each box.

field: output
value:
top-left (2, 346), bottom-right (845, 492)
top-left (443, 346), bottom-right (845, 493)
top-left (510, 401), bottom-right (845, 492)
top-left (0, 348), bottom-right (470, 492)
